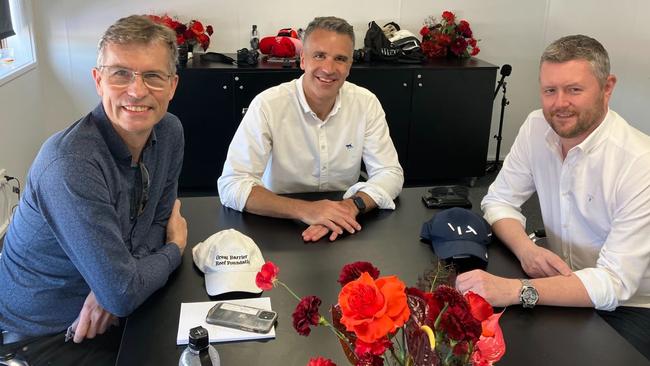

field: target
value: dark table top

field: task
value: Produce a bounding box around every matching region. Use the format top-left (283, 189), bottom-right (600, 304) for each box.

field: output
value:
top-left (116, 188), bottom-right (649, 366)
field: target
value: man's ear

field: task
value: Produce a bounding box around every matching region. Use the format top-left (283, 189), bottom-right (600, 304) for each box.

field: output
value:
top-left (92, 67), bottom-right (104, 96)
top-left (299, 50), bottom-right (305, 71)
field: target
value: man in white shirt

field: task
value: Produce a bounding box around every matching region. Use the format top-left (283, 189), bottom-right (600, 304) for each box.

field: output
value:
top-left (218, 17), bottom-right (403, 242)
top-left (455, 35), bottom-right (650, 359)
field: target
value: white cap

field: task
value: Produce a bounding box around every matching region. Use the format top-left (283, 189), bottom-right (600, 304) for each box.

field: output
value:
top-left (192, 229), bottom-right (265, 296)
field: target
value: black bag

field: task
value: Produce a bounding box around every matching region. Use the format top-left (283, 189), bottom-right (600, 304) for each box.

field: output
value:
top-left (236, 48), bottom-right (259, 66)
top-left (363, 21), bottom-right (400, 62)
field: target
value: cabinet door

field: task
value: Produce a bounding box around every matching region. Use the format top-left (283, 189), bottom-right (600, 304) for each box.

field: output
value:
top-left (348, 69), bottom-right (412, 175)
top-left (234, 71), bottom-right (302, 122)
top-left (169, 69), bottom-right (234, 195)
top-left (407, 69), bottom-right (495, 181)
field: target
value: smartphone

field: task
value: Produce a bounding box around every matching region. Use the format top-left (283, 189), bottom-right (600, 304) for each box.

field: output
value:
top-left (206, 302), bottom-right (277, 334)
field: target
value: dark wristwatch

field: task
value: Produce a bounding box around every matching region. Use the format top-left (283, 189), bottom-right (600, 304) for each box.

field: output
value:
top-left (351, 195), bottom-right (366, 214)
top-left (519, 279), bottom-right (539, 308)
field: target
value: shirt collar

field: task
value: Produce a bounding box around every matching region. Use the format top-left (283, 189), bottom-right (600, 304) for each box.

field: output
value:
top-left (296, 75), bottom-right (342, 121)
top-left (91, 103), bottom-right (157, 164)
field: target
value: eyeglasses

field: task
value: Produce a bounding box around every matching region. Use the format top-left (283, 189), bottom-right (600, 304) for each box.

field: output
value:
top-left (98, 65), bottom-right (173, 91)
top-left (131, 162), bottom-right (150, 220)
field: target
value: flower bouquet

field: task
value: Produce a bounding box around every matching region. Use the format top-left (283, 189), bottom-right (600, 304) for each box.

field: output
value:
top-left (419, 11), bottom-right (479, 59)
top-left (256, 260), bottom-right (505, 366)
top-left (147, 14), bottom-right (213, 52)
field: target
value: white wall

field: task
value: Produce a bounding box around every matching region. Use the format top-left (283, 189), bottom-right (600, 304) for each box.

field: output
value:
top-left (2, 0), bottom-right (649, 184)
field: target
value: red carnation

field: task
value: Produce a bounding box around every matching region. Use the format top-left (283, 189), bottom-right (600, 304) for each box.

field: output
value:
top-left (354, 338), bottom-right (392, 357)
top-left (307, 356), bottom-right (337, 366)
top-left (442, 11), bottom-right (455, 23)
top-left (471, 47), bottom-right (480, 56)
top-left (420, 26), bottom-right (431, 37)
top-left (338, 261), bottom-right (380, 286)
top-left (293, 295), bottom-right (322, 336)
top-left (255, 261), bottom-right (279, 290)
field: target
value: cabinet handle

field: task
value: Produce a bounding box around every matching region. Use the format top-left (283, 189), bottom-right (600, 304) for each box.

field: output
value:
top-left (234, 76), bottom-right (240, 81)
top-left (403, 83), bottom-right (407, 87)
top-left (222, 85), bottom-right (228, 89)
top-left (418, 82), bottom-right (423, 87)
top-left (239, 85), bottom-right (244, 90)
top-left (242, 107), bottom-right (248, 115)
top-left (417, 74), bottom-right (422, 79)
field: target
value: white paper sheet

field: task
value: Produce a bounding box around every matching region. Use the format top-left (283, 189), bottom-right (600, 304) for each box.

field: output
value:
top-left (176, 297), bottom-right (276, 345)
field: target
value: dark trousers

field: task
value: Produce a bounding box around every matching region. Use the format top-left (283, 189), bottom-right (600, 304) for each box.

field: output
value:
top-left (598, 306), bottom-right (650, 360)
top-left (0, 324), bottom-right (122, 366)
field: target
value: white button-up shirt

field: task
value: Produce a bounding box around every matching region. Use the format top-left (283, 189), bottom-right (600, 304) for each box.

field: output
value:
top-left (218, 76), bottom-right (404, 211)
top-left (482, 109), bottom-right (650, 310)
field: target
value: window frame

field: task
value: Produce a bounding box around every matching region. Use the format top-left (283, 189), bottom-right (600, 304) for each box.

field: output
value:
top-left (0, 0), bottom-right (36, 86)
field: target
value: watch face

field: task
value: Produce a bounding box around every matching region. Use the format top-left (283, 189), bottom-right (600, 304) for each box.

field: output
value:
top-left (521, 286), bottom-right (539, 307)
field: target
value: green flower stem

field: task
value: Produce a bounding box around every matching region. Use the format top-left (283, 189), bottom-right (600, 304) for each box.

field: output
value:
top-left (434, 303), bottom-right (449, 330)
top-left (389, 346), bottom-right (406, 366)
top-left (276, 280), bottom-right (302, 302)
top-left (318, 317), bottom-right (347, 343)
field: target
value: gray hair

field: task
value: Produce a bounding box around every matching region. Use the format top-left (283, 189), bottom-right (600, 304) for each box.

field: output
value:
top-left (303, 16), bottom-right (355, 48)
top-left (540, 35), bottom-right (610, 86)
top-left (97, 15), bottom-right (178, 74)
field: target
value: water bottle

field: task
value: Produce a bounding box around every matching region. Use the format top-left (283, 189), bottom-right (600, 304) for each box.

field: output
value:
top-left (250, 25), bottom-right (259, 50)
top-left (178, 326), bottom-right (220, 366)
top-left (0, 352), bottom-right (29, 366)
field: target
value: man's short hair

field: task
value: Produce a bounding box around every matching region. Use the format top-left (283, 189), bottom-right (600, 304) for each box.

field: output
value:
top-left (303, 16), bottom-right (355, 49)
top-left (540, 35), bottom-right (610, 86)
top-left (97, 15), bottom-right (178, 74)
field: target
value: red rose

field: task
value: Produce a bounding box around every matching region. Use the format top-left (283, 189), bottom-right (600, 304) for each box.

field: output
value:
top-left (470, 47), bottom-right (480, 56)
top-left (442, 11), bottom-right (455, 23)
top-left (465, 291), bottom-right (493, 322)
top-left (339, 273), bottom-right (410, 343)
top-left (458, 20), bottom-right (473, 38)
top-left (255, 261), bottom-right (279, 290)
top-left (420, 26), bottom-right (431, 37)
top-left (293, 295), bottom-right (322, 336)
top-left (450, 37), bottom-right (468, 56)
top-left (338, 261), bottom-right (380, 286)
top-left (175, 34), bottom-right (185, 46)
top-left (189, 20), bottom-right (205, 35)
top-left (435, 34), bottom-right (452, 46)
top-left (468, 38), bottom-right (478, 48)
top-left (197, 33), bottom-right (210, 51)
top-left (307, 356), bottom-right (337, 366)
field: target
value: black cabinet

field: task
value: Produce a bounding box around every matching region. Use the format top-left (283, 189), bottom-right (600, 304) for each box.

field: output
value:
top-left (169, 56), bottom-right (496, 195)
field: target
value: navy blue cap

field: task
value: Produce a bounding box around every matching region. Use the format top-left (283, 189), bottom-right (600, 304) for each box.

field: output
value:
top-left (420, 207), bottom-right (492, 262)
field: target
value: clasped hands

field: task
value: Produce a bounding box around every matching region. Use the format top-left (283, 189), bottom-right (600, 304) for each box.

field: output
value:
top-left (455, 241), bottom-right (572, 306)
top-left (301, 198), bottom-right (361, 242)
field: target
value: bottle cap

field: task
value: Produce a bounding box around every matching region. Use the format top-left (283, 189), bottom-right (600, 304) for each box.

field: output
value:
top-left (188, 326), bottom-right (210, 352)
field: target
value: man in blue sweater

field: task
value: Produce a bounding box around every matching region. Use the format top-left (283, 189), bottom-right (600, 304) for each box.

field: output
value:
top-left (0, 15), bottom-right (186, 363)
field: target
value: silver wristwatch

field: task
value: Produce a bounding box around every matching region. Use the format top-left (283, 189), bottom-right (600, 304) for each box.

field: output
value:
top-left (519, 279), bottom-right (539, 308)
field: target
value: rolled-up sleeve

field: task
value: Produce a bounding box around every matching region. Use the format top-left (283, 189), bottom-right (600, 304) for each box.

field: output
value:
top-left (481, 118), bottom-right (537, 228)
top-left (218, 96), bottom-right (270, 211)
top-left (575, 153), bottom-right (650, 310)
